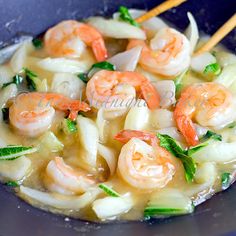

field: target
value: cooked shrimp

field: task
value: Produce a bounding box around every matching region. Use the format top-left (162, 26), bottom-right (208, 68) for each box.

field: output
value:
top-left (174, 82), bottom-right (236, 146)
top-left (127, 28), bottom-right (191, 77)
top-left (86, 70), bottom-right (160, 110)
top-left (45, 157), bottom-right (96, 195)
top-left (44, 20), bottom-right (108, 61)
top-left (9, 92), bottom-right (90, 137)
top-left (114, 130), bottom-right (175, 190)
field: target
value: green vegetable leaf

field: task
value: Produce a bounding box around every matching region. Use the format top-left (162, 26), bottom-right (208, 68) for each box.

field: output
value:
top-left (157, 133), bottom-right (196, 182)
top-left (187, 142), bottom-right (208, 156)
top-left (77, 73), bottom-right (89, 83)
top-left (64, 119), bottom-right (77, 133)
top-left (200, 130), bottom-right (222, 142)
top-left (5, 181), bottom-right (20, 187)
top-left (221, 172), bottom-right (231, 190)
top-left (144, 207), bottom-right (186, 219)
top-left (2, 108), bottom-right (9, 123)
top-left (0, 145), bottom-right (37, 160)
top-left (226, 121), bottom-right (236, 129)
top-left (32, 38), bottom-right (43, 49)
top-left (204, 63), bottom-right (221, 76)
top-left (99, 183), bottom-right (120, 197)
top-left (174, 70), bottom-right (187, 96)
top-left (2, 74), bottom-right (24, 88)
top-left (119, 6), bottom-right (140, 27)
top-left (23, 68), bottom-right (37, 91)
top-left (91, 61), bottom-right (115, 71)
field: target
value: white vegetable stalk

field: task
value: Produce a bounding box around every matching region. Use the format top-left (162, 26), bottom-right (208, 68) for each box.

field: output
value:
top-left (0, 156), bottom-right (31, 181)
top-left (191, 140), bottom-right (236, 163)
top-left (92, 194), bottom-right (133, 220)
top-left (107, 46), bottom-right (142, 72)
top-left (0, 65), bottom-right (14, 87)
top-left (124, 99), bottom-right (149, 130)
top-left (0, 83), bottom-right (18, 108)
top-left (214, 51), bottom-right (236, 67)
top-left (98, 144), bottom-right (117, 176)
top-left (150, 109), bottom-right (175, 129)
top-left (157, 127), bottom-right (185, 143)
top-left (96, 108), bottom-right (109, 143)
top-left (191, 52), bottom-right (216, 73)
top-left (152, 80), bottom-right (176, 108)
top-left (37, 58), bottom-right (90, 74)
top-left (51, 73), bottom-right (85, 99)
top-left (77, 116), bottom-right (99, 167)
top-left (185, 12), bottom-right (199, 54)
top-left (20, 186), bottom-right (101, 210)
top-left (10, 41), bottom-right (34, 73)
top-left (87, 17), bottom-right (146, 40)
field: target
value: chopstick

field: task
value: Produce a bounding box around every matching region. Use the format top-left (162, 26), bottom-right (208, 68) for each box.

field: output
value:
top-left (135, 0), bottom-right (187, 23)
top-left (195, 13), bottom-right (236, 55)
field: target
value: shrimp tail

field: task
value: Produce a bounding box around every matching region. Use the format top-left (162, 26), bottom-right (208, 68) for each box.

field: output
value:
top-left (114, 129), bottom-right (157, 145)
top-left (175, 115), bottom-right (199, 146)
top-left (92, 38), bottom-right (108, 62)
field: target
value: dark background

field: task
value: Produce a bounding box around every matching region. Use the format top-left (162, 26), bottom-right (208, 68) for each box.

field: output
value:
top-left (0, 0), bottom-right (236, 235)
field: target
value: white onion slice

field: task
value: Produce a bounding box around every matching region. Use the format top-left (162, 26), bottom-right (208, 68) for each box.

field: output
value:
top-left (96, 108), bottom-right (109, 143)
top-left (87, 17), bottom-right (146, 39)
top-left (0, 83), bottom-right (18, 108)
top-left (157, 127), bottom-right (184, 143)
top-left (20, 186), bottom-right (101, 210)
top-left (150, 109), bottom-right (175, 129)
top-left (98, 143), bottom-right (117, 176)
top-left (185, 12), bottom-right (199, 54)
top-left (37, 58), bottom-right (89, 73)
top-left (0, 65), bottom-right (14, 87)
top-left (108, 46), bottom-right (142, 72)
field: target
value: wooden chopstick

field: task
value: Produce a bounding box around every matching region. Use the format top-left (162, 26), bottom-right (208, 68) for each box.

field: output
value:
top-left (195, 13), bottom-right (236, 55)
top-left (135, 0), bottom-right (187, 23)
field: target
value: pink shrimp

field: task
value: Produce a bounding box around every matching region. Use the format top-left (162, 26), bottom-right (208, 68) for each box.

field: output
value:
top-left (9, 92), bottom-right (90, 137)
top-left (86, 70), bottom-right (160, 110)
top-left (174, 82), bottom-right (235, 146)
top-left (114, 130), bottom-right (175, 190)
top-left (127, 28), bottom-right (191, 77)
top-left (44, 20), bottom-right (108, 61)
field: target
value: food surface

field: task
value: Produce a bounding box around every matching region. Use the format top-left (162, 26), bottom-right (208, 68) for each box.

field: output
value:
top-left (0, 7), bottom-right (236, 222)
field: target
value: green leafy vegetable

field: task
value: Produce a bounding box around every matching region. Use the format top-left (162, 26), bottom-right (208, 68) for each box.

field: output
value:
top-left (157, 133), bottom-right (196, 182)
top-left (64, 119), bottom-right (77, 133)
top-left (99, 183), bottom-right (120, 197)
top-left (221, 172), bottom-right (231, 190)
top-left (32, 38), bottom-right (43, 49)
top-left (144, 207), bottom-right (186, 218)
top-left (187, 142), bottom-right (208, 156)
top-left (24, 68), bottom-right (38, 91)
top-left (77, 61), bottom-right (115, 83)
top-left (5, 181), bottom-right (20, 187)
top-left (204, 63), bottom-right (221, 75)
top-left (119, 6), bottom-right (140, 27)
top-left (200, 130), bottom-right (222, 142)
top-left (0, 145), bottom-right (37, 160)
top-left (2, 74), bottom-right (24, 88)
top-left (2, 108), bottom-right (9, 123)
top-left (174, 70), bottom-right (187, 96)
top-left (226, 121), bottom-right (236, 129)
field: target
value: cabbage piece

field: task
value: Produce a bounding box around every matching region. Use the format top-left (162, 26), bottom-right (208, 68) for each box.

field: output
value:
top-left (77, 116), bottom-right (99, 167)
top-left (150, 109), bottom-right (174, 129)
top-left (185, 12), bottom-right (199, 54)
top-left (92, 194), bottom-right (133, 220)
top-left (124, 99), bottom-right (149, 130)
top-left (0, 65), bottom-right (14, 87)
top-left (87, 17), bottom-right (146, 39)
top-left (37, 58), bottom-right (90, 74)
top-left (107, 46), bottom-right (142, 72)
top-left (194, 162), bottom-right (217, 184)
top-left (0, 156), bottom-right (31, 181)
top-left (51, 73), bottom-right (85, 99)
top-left (20, 186), bottom-right (101, 210)
top-left (10, 42), bottom-right (34, 73)
top-left (191, 140), bottom-right (236, 163)
top-left (98, 144), bottom-right (117, 176)
top-left (214, 51), bottom-right (236, 67)
top-left (0, 83), bottom-right (17, 108)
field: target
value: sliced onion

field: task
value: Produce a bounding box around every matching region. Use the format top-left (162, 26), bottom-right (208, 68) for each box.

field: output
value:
top-left (96, 108), bottom-right (109, 143)
top-left (51, 73), bottom-right (85, 99)
top-left (215, 51), bottom-right (236, 67)
top-left (153, 80), bottom-right (176, 108)
top-left (157, 127), bottom-right (184, 143)
top-left (0, 83), bottom-right (18, 108)
top-left (107, 46), bottom-right (142, 71)
top-left (92, 194), bottom-right (133, 220)
top-left (124, 99), bottom-right (149, 130)
top-left (191, 52), bottom-right (216, 73)
top-left (10, 41), bottom-right (34, 73)
top-left (185, 12), bottom-right (199, 54)
top-left (98, 143), bottom-right (117, 176)
top-left (195, 162), bottom-right (217, 185)
top-left (193, 124), bottom-right (208, 137)
top-left (87, 17), bottom-right (146, 39)
top-left (20, 186), bottom-right (101, 210)
top-left (77, 116), bottom-right (99, 167)
top-left (37, 58), bottom-right (90, 74)
top-left (150, 109), bottom-right (175, 129)
top-left (0, 65), bottom-right (14, 87)
top-left (0, 156), bottom-right (31, 181)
